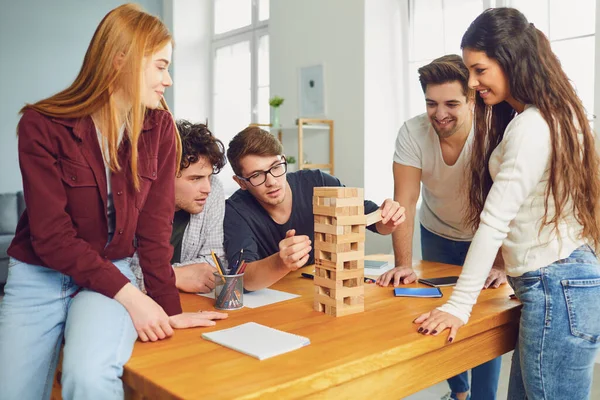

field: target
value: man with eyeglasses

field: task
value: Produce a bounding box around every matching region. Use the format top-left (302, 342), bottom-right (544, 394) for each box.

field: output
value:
top-left (131, 120), bottom-right (227, 294)
top-left (224, 126), bottom-right (406, 291)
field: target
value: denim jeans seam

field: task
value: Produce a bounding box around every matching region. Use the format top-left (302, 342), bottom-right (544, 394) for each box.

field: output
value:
top-left (42, 334), bottom-right (63, 398)
top-left (112, 303), bottom-right (133, 396)
top-left (539, 270), bottom-right (549, 398)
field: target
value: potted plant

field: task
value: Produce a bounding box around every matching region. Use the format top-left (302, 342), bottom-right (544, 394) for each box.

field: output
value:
top-left (269, 96), bottom-right (284, 129)
top-left (286, 155), bottom-right (297, 172)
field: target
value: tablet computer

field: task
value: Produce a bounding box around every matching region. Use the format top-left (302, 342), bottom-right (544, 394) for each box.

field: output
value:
top-left (393, 287), bottom-right (443, 298)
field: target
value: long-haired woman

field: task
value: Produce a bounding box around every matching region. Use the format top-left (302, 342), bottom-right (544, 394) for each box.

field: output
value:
top-left (0, 4), bottom-right (226, 399)
top-left (414, 7), bottom-right (600, 399)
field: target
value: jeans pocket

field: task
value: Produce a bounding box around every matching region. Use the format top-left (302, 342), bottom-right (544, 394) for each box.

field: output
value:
top-left (561, 278), bottom-right (600, 343)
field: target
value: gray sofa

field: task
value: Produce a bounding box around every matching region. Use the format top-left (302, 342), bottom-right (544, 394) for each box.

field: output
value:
top-left (1, 192), bottom-right (25, 287)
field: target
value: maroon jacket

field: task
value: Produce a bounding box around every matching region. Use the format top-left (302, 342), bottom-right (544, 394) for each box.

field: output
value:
top-left (8, 108), bottom-right (182, 315)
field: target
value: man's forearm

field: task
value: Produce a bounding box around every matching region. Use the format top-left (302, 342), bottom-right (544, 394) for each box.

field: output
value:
top-left (392, 204), bottom-right (416, 267)
top-left (242, 254), bottom-right (290, 291)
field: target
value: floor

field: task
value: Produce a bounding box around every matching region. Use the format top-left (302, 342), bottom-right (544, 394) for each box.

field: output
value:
top-left (0, 293), bottom-right (597, 399)
top-left (405, 351), bottom-right (600, 400)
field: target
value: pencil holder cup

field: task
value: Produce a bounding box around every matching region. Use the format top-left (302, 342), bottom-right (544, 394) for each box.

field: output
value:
top-left (214, 272), bottom-right (244, 310)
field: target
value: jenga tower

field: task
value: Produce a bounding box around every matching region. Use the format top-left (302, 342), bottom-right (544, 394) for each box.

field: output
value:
top-left (313, 187), bottom-right (367, 317)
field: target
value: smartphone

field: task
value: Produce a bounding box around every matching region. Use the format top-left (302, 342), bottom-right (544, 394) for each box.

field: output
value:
top-left (418, 276), bottom-right (459, 287)
top-left (394, 287), bottom-right (443, 298)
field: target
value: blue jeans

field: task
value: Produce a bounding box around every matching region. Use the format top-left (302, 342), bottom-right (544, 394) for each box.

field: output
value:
top-left (507, 244), bottom-right (600, 399)
top-left (0, 257), bottom-right (139, 400)
top-left (421, 225), bottom-right (502, 399)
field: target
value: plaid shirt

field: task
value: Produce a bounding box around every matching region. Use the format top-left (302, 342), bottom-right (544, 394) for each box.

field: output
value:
top-left (131, 176), bottom-right (225, 291)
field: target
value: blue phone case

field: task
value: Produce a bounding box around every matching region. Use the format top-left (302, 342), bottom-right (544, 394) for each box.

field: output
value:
top-left (394, 287), bottom-right (443, 298)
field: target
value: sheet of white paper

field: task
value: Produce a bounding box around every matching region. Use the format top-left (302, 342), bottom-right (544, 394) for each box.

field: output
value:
top-left (364, 265), bottom-right (395, 277)
top-left (197, 288), bottom-right (300, 309)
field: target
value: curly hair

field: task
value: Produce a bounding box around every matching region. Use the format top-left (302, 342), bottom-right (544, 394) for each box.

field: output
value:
top-left (176, 119), bottom-right (226, 175)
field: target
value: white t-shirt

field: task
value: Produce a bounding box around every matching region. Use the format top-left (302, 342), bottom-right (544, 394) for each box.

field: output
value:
top-left (439, 105), bottom-right (586, 323)
top-left (394, 113), bottom-right (474, 241)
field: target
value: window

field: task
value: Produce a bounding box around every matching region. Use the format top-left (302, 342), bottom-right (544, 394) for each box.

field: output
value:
top-left (212, 0), bottom-right (269, 195)
top-left (407, 0), bottom-right (485, 118)
top-left (509, 0), bottom-right (596, 117)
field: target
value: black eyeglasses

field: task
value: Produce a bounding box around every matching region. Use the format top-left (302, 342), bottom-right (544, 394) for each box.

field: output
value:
top-left (238, 159), bottom-right (288, 187)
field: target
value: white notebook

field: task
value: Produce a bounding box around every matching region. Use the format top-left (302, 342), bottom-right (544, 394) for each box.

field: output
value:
top-left (202, 322), bottom-right (310, 360)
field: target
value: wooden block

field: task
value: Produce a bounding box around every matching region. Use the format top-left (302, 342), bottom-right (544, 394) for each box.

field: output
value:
top-left (330, 286), bottom-right (364, 300)
top-left (314, 293), bottom-right (344, 308)
top-left (331, 197), bottom-right (364, 207)
top-left (314, 276), bottom-right (343, 289)
top-left (314, 241), bottom-right (352, 253)
top-left (313, 187), bottom-right (346, 198)
top-left (313, 205), bottom-right (365, 218)
top-left (331, 250), bottom-right (365, 263)
top-left (343, 259), bottom-right (365, 270)
top-left (314, 223), bottom-right (345, 235)
top-left (333, 232), bottom-right (366, 244)
top-left (314, 300), bottom-right (324, 313)
top-left (315, 258), bottom-right (345, 272)
top-left (329, 303), bottom-right (365, 317)
top-left (335, 215), bottom-right (368, 226)
top-left (314, 215), bottom-right (332, 224)
top-left (365, 209), bottom-right (383, 226)
top-left (344, 294), bottom-right (365, 306)
top-left (312, 196), bottom-right (331, 207)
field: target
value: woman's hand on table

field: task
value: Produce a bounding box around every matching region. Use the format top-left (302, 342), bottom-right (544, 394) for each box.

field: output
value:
top-left (413, 309), bottom-right (464, 343)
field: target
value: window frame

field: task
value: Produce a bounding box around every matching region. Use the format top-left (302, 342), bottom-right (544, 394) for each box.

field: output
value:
top-left (211, 0), bottom-right (269, 126)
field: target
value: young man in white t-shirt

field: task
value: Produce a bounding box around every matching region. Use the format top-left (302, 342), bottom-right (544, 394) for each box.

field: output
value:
top-left (377, 55), bottom-right (504, 400)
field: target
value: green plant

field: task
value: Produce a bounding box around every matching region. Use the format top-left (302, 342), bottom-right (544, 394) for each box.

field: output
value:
top-left (286, 156), bottom-right (296, 164)
top-left (269, 96), bottom-right (284, 108)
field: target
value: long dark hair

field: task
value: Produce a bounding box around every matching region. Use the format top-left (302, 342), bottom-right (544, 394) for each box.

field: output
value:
top-left (462, 7), bottom-right (600, 248)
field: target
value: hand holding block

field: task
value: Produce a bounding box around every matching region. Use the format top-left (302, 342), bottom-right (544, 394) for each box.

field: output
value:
top-left (365, 209), bottom-right (382, 226)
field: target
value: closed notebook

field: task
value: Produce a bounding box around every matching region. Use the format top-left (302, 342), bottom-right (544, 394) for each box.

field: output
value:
top-left (201, 322), bottom-right (310, 360)
top-left (394, 287), bottom-right (443, 298)
top-left (418, 276), bottom-right (459, 287)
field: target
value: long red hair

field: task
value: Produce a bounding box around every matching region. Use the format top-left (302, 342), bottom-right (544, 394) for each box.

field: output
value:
top-left (21, 3), bottom-right (181, 189)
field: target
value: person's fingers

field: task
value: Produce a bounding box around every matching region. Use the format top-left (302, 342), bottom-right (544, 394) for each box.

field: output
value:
top-left (145, 327), bottom-right (159, 342)
top-left (161, 318), bottom-right (174, 337)
top-left (392, 207), bottom-right (406, 225)
top-left (280, 235), bottom-right (311, 251)
top-left (199, 311), bottom-right (229, 319)
top-left (430, 322), bottom-right (447, 336)
top-left (137, 329), bottom-right (149, 342)
top-left (413, 312), bottom-right (431, 324)
top-left (484, 276), bottom-right (493, 289)
top-left (378, 271), bottom-right (392, 286)
top-left (205, 279), bottom-right (215, 291)
top-left (291, 253), bottom-right (310, 270)
top-left (380, 201), bottom-right (393, 224)
top-left (393, 272), bottom-right (402, 287)
top-left (285, 229), bottom-right (296, 238)
top-left (448, 326), bottom-right (459, 343)
top-left (403, 271), bottom-right (417, 284)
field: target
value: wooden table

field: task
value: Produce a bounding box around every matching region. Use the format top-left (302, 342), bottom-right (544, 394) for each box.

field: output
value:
top-left (122, 261), bottom-right (520, 399)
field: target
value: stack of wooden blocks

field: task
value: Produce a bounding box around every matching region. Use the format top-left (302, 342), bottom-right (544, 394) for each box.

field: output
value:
top-left (312, 187), bottom-right (368, 317)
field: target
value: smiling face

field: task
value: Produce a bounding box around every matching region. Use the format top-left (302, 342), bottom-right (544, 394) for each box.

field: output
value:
top-left (462, 48), bottom-right (514, 107)
top-left (425, 81), bottom-right (472, 139)
top-left (141, 41), bottom-right (173, 109)
top-left (234, 154), bottom-right (288, 207)
top-left (174, 156), bottom-right (213, 214)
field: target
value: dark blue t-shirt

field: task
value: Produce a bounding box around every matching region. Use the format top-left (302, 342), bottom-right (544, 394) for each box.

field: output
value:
top-left (224, 169), bottom-right (379, 267)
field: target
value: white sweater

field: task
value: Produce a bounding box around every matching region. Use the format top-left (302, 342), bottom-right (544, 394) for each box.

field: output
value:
top-left (438, 105), bottom-right (586, 323)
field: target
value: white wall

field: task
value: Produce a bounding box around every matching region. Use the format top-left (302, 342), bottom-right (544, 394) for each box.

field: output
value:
top-left (163, 0), bottom-right (212, 122)
top-left (269, 0), bottom-right (366, 189)
top-left (0, 0), bottom-right (163, 193)
top-left (363, 0), bottom-right (412, 255)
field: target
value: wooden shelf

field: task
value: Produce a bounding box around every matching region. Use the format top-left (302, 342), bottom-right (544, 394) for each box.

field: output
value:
top-left (298, 118), bottom-right (334, 175)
